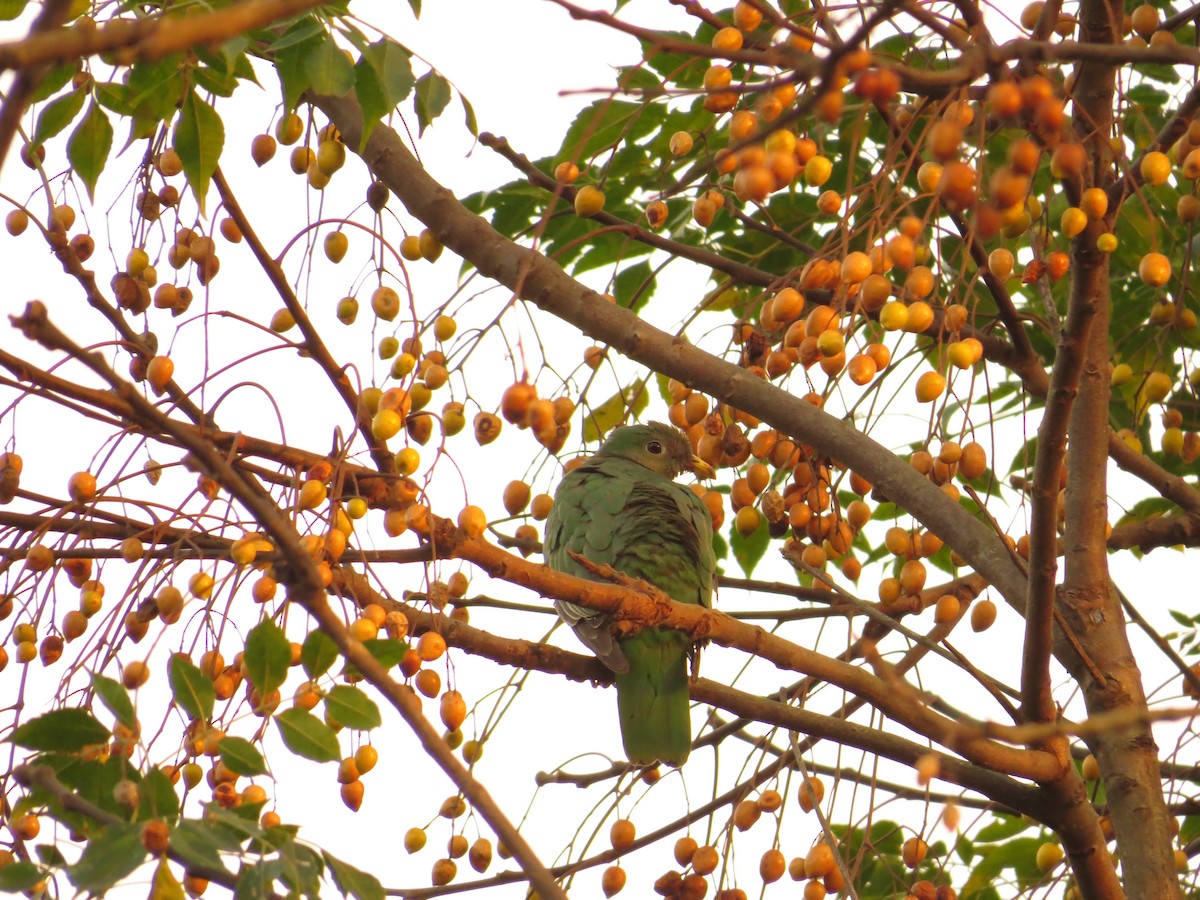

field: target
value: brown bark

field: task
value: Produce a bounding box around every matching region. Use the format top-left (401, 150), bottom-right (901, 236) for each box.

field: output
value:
top-left (1048, 0), bottom-right (1181, 895)
top-left (1059, 259), bottom-right (1179, 899)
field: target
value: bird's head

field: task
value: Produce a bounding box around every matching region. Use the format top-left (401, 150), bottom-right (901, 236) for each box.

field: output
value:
top-left (598, 422), bottom-right (715, 481)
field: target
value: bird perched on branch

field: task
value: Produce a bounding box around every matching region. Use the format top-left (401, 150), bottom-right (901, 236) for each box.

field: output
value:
top-left (545, 422), bottom-right (716, 766)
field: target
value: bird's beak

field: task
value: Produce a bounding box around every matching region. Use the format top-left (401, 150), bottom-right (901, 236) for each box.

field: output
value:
top-left (689, 455), bottom-right (716, 480)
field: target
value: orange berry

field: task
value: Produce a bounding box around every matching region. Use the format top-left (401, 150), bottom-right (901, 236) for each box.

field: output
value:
top-left (609, 818), bottom-right (636, 852)
top-left (602, 865), bottom-right (627, 897)
top-left (573, 186), bottom-right (605, 217)
top-left (692, 845), bottom-right (719, 875)
top-left (797, 776), bottom-right (825, 812)
top-left (971, 599), bottom-right (997, 632)
top-left (1139, 252), bottom-right (1172, 286)
top-left (916, 371), bottom-right (946, 403)
top-left (1140, 150), bottom-right (1172, 186)
top-left (417, 631), bottom-right (447, 661)
top-left (760, 849), bottom-right (786, 882)
top-left (902, 837), bottom-right (928, 868)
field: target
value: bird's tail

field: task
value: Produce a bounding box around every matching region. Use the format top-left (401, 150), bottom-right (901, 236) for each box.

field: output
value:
top-left (614, 629), bottom-right (692, 766)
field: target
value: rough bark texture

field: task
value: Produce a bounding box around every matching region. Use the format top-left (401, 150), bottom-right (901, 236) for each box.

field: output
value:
top-left (1054, 0), bottom-right (1181, 896)
top-left (1061, 263), bottom-right (1179, 899)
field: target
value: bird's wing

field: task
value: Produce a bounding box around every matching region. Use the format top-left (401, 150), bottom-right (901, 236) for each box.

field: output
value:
top-left (545, 457), bottom-right (634, 673)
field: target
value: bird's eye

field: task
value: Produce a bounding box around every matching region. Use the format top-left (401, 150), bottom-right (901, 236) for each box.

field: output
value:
top-left (646, 440), bottom-right (663, 454)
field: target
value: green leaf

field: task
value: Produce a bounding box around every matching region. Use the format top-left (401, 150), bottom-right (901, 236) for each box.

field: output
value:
top-left (48, 754), bottom-right (126, 822)
top-left (639, 32), bottom-right (699, 84)
top-left (361, 638), bottom-right (408, 670)
top-left (139, 767), bottom-right (181, 822)
top-left (1181, 814), bottom-right (1200, 844)
top-left (168, 654), bottom-right (215, 722)
top-left (654, 372), bottom-right (674, 406)
top-left (730, 514), bottom-right (770, 577)
top-left (275, 708), bottom-right (340, 763)
top-left (34, 844), bottom-right (66, 867)
top-left (245, 619), bottom-right (291, 697)
top-left (173, 90), bottom-right (224, 215)
top-left (93, 81), bottom-right (132, 116)
top-left (461, 94), bottom-right (478, 136)
top-left (67, 101), bottom-right (112, 200)
top-left (11, 708), bottom-right (110, 752)
top-left (324, 851), bottom-right (385, 900)
top-left (32, 87), bottom-right (86, 146)
top-left (353, 60), bottom-right (386, 150)
top-left (974, 814), bottom-right (1032, 842)
top-left (268, 16), bottom-right (325, 50)
top-left (30, 63), bottom-right (75, 103)
top-left (278, 838), bottom-right (323, 898)
top-left (0, 0), bottom-right (29, 20)
top-left (194, 63), bottom-right (239, 98)
top-left (92, 672), bottom-right (136, 730)
top-left (354, 38), bottom-right (415, 148)
top-left (363, 38), bottom-right (414, 106)
top-left (962, 837), bottom-right (1042, 897)
top-left (234, 861), bottom-right (277, 899)
top-left (275, 35), bottom-right (316, 112)
top-left (125, 55), bottom-right (184, 125)
top-left (613, 260), bottom-right (656, 313)
top-left (559, 100), bottom-right (644, 163)
top-left (414, 71), bottom-right (451, 135)
top-left (68, 822), bottom-right (146, 893)
top-left (0, 861), bottom-right (43, 892)
top-left (207, 804), bottom-right (265, 838)
top-left (711, 529), bottom-right (728, 562)
top-left (151, 858), bottom-right (186, 900)
top-left (170, 820), bottom-right (227, 871)
top-left (583, 381), bottom-right (650, 443)
top-left (323, 685), bottom-right (381, 730)
top-left (301, 629), bottom-right (338, 679)
top-left (219, 736), bottom-right (269, 777)
top-left (306, 34), bottom-right (356, 96)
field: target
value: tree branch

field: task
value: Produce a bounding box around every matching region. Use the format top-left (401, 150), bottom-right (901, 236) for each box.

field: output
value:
top-left (7, 301), bottom-right (567, 900)
top-left (309, 90), bottom-right (1032, 618)
top-left (0, 0), bottom-right (324, 72)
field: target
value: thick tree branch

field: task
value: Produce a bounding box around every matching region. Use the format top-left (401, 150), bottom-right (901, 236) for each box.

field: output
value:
top-left (448, 525), bottom-right (1062, 782)
top-left (308, 91), bottom-right (1032, 618)
top-left (1055, 2), bottom-right (1176, 894)
top-left (1022, 229), bottom-right (1105, 725)
top-left (0, 0), bottom-right (324, 72)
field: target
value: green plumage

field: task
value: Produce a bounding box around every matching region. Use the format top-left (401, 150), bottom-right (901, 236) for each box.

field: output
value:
top-left (545, 423), bottom-right (715, 766)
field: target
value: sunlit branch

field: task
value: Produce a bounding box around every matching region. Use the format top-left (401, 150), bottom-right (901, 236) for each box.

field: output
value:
top-left (0, 0), bottom-right (73, 183)
top-left (1021, 222), bottom-right (1106, 726)
top-left (0, 0), bottom-right (325, 73)
top-left (312, 90), bottom-right (1032, 618)
top-left (6, 301), bottom-right (568, 900)
top-left (694, 680), bottom-right (1038, 810)
top-left (447, 527), bottom-right (1062, 781)
top-left (0, 346), bottom-right (415, 509)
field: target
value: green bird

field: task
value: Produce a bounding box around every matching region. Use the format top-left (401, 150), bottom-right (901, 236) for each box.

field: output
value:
top-left (545, 422), bottom-right (716, 766)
